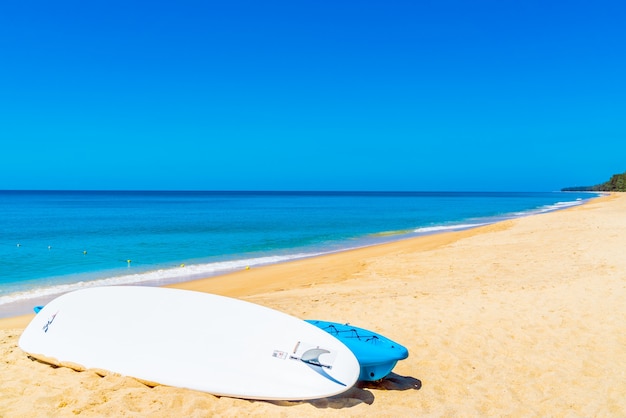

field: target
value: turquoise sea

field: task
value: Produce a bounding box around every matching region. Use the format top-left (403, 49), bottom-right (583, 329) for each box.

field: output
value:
top-left (0, 190), bottom-right (599, 317)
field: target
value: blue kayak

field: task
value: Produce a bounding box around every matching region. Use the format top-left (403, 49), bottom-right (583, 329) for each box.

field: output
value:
top-left (305, 320), bottom-right (408, 381)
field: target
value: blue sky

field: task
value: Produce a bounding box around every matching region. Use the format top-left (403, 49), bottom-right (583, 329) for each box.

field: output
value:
top-left (1, 0), bottom-right (624, 191)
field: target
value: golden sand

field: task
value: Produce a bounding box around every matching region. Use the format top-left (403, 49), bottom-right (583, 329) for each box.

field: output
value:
top-left (1, 193), bottom-right (625, 417)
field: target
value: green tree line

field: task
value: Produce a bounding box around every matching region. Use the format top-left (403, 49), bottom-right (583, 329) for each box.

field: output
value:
top-left (562, 171), bottom-right (626, 192)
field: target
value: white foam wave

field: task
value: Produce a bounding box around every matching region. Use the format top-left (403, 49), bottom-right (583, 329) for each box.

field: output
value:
top-left (0, 252), bottom-right (323, 306)
top-left (414, 223), bottom-right (489, 234)
top-left (512, 200), bottom-right (584, 216)
top-left (413, 199), bottom-right (587, 235)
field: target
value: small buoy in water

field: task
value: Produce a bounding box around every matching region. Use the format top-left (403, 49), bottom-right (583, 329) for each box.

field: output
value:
top-left (17, 243), bottom-right (21, 247)
top-left (127, 259), bottom-right (132, 264)
top-left (180, 263), bottom-right (185, 268)
top-left (83, 250), bottom-right (88, 255)
top-left (48, 246), bottom-right (51, 250)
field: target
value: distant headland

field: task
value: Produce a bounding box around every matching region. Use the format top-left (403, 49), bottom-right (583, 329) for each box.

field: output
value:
top-left (562, 171), bottom-right (626, 192)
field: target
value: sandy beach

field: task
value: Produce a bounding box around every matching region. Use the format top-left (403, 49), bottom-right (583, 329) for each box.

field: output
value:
top-left (1, 193), bottom-right (625, 417)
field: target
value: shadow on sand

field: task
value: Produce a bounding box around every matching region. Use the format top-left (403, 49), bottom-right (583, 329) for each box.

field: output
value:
top-left (357, 372), bottom-right (422, 391)
top-left (266, 372), bottom-right (422, 409)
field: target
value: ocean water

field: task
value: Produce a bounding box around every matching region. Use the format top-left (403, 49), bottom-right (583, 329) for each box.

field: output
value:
top-left (0, 190), bottom-right (598, 316)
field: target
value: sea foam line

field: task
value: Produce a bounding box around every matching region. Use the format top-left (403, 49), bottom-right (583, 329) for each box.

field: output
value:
top-left (0, 252), bottom-right (325, 306)
top-left (413, 223), bottom-right (490, 234)
top-left (412, 199), bottom-right (587, 234)
top-left (510, 199), bottom-right (584, 216)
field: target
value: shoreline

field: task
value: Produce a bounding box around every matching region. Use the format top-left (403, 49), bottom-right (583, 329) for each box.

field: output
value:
top-left (0, 194), bottom-right (595, 327)
top-left (0, 192), bottom-right (601, 320)
top-left (1, 192), bottom-right (625, 416)
top-left (0, 216), bottom-right (516, 330)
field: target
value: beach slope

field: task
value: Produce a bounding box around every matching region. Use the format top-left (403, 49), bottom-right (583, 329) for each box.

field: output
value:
top-left (1, 194), bottom-right (625, 416)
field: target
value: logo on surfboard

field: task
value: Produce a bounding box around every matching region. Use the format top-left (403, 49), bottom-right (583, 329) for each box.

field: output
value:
top-left (294, 347), bottom-right (332, 369)
top-left (272, 342), bottom-right (347, 386)
top-left (273, 341), bottom-right (334, 368)
top-left (42, 311), bottom-right (59, 333)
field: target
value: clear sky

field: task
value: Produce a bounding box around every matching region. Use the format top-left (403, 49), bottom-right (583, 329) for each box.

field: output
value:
top-left (1, 1), bottom-right (624, 191)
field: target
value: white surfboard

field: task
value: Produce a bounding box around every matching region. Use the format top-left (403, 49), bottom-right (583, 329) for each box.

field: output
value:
top-left (18, 286), bottom-right (359, 400)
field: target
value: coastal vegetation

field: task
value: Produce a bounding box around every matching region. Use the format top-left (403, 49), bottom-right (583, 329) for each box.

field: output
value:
top-left (562, 171), bottom-right (626, 192)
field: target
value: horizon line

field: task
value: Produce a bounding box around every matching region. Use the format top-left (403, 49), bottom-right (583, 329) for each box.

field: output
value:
top-left (0, 188), bottom-right (584, 194)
